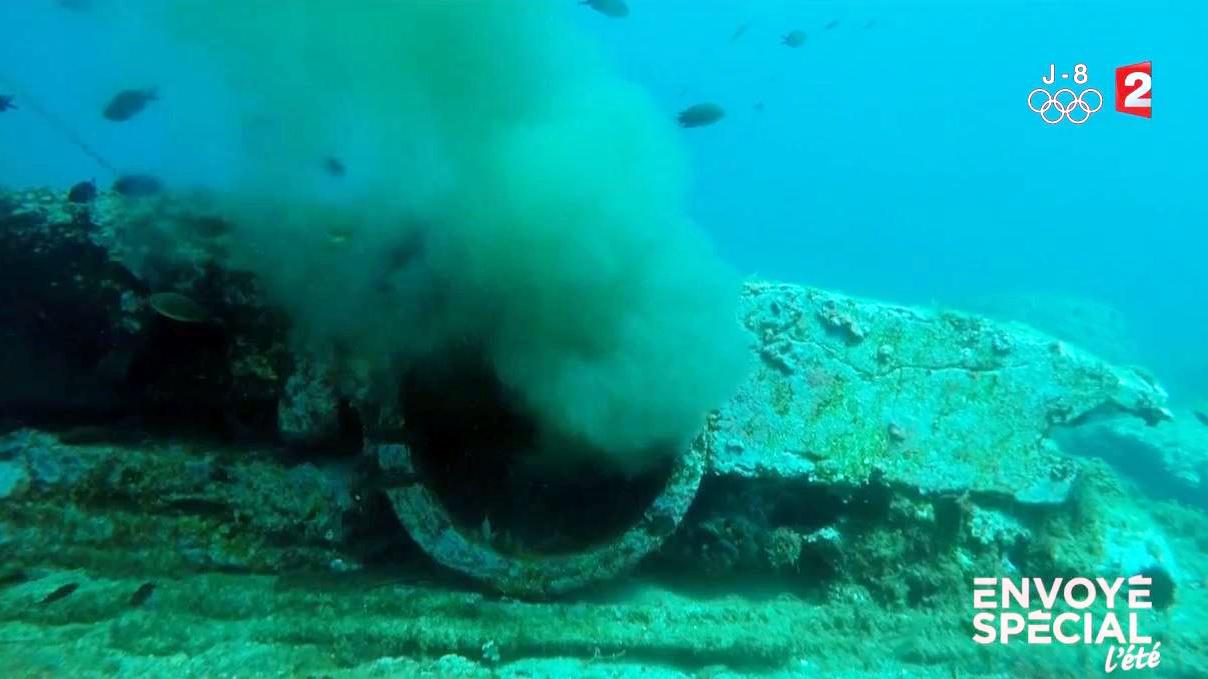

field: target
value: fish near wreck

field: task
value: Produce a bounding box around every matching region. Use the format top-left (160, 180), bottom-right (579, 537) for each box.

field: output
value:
top-left (782, 30), bottom-right (807, 47)
top-left (677, 103), bottom-right (725, 128)
top-left (40, 582), bottom-right (80, 605)
top-left (67, 179), bottom-right (97, 203)
top-left (148, 292), bottom-right (211, 323)
top-left (322, 156), bottom-right (346, 177)
top-left (581, 0), bottom-right (629, 18)
top-left (129, 582), bottom-right (156, 607)
top-left (103, 88), bottom-right (157, 121)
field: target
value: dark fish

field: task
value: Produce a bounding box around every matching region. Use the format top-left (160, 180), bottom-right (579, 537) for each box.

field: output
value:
top-left (0, 95), bottom-right (16, 112)
top-left (581, 0), bottom-right (628, 18)
top-left (112, 173), bottom-right (163, 197)
top-left (864, 19), bottom-right (878, 29)
top-left (730, 23), bottom-right (750, 42)
top-left (677, 103), bottom-right (725, 128)
top-left (1194, 411), bottom-right (1208, 428)
top-left (326, 226), bottom-right (355, 246)
top-left (386, 230), bottom-right (427, 270)
top-left (372, 228), bottom-right (429, 293)
top-left (40, 582), bottom-right (79, 605)
top-left (129, 582), bottom-right (156, 607)
top-left (67, 179), bottom-right (97, 204)
top-left (825, 20), bottom-right (840, 30)
top-left (322, 156), bottom-right (346, 177)
top-left (752, 101), bottom-right (765, 112)
top-left (782, 30), bottom-right (807, 47)
top-left (148, 292), bottom-right (210, 323)
top-left (103, 88), bottom-right (157, 121)
top-left (0, 569), bottom-right (30, 587)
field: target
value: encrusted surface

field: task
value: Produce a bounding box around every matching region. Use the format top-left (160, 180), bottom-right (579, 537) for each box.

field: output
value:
top-left (3, 189), bottom-right (1206, 676)
top-left (0, 429), bottom-right (358, 574)
top-left (707, 282), bottom-right (1170, 502)
top-left (379, 436), bottom-right (706, 596)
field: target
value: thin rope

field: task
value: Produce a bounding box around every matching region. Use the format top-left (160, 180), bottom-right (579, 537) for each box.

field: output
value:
top-left (0, 71), bottom-right (119, 177)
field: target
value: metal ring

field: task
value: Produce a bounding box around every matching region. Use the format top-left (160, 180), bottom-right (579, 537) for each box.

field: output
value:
top-left (374, 437), bottom-right (706, 597)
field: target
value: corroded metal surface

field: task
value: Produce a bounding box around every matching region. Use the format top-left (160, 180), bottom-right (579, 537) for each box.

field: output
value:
top-left (379, 281), bottom-right (1174, 593)
top-left (376, 437), bottom-right (706, 597)
top-left (2, 189), bottom-right (1185, 602)
top-left (705, 282), bottom-right (1170, 503)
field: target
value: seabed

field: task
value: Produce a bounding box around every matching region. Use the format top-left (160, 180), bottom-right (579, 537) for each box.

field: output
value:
top-left (1, 188), bottom-right (1207, 678)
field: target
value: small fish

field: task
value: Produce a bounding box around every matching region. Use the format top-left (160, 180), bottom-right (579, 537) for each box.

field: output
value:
top-left (752, 101), bottom-right (765, 112)
top-left (40, 583), bottom-right (79, 605)
top-left (386, 230), bottom-right (426, 269)
top-left (322, 156), bottom-right (346, 177)
top-left (1194, 411), bottom-right (1208, 428)
top-left (57, 0), bottom-right (92, 10)
top-left (864, 19), bottom-right (878, 29)
top-left (782, 30), bottom-right (807, 47)
top-left (129, 582), bottom-right (156, 607)
top-left (581, 0), bottom-right (628, 19)
top-left (326, 226), bottom-right (355, 246)
top-left (887, 422), bottom-right (907, 442)
top-left (677, 103), bottom-right (725, 128)
top-left (0, 569), bottom-right (30, 587)
top-left (148, 292), bottom-right (210, 323)
top-left (67, 179), bottom-right (97, 204)
top-left (372, 229), bottom-right (428, 292)
top-left (113, 173), bottom-right (163, 197)
top-left (0, 95), bottom-right (16, 112)
top-left (825, 20), bottom-right (840, 30)
top-left (730, 23), bottom-right (750, 42)
top-left (103, 88), bottom-right (157, 121)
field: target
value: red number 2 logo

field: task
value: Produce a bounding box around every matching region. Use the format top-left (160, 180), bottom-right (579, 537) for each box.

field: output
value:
top-left (1115, 61), bottom-right (1152, 118)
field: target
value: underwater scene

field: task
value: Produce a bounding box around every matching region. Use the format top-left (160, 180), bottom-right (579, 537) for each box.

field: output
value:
top-left (1, 1), bottom-right (1206, 677)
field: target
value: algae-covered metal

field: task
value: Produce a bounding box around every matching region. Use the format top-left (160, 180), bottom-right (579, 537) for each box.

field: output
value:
top-left (374, 437), bottom-right (706, 597)
top-left (0, 189), bottom-right (1181, 599)
top-left (377, 281), bottom-right (1172, 593)
top-left (707, 282), bottom-right (1171, 499)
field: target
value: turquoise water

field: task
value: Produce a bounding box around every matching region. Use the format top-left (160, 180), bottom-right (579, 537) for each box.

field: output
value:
top-left (1, 2), bottom-right (1206, 677)
top-left (3, 2), bottom-right (1205, 395)
top-left (584, 1), bottom-right (1208, 394)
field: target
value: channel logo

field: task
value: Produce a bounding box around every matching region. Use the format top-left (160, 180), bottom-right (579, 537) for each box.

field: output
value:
top-left (1116, 61), bottom-right (1152, 118)
top-left (1027, 62), bottom-right (1152, 124)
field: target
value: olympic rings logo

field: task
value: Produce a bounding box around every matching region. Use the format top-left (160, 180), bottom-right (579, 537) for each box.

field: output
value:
top-left (1027, 87), bottom-right (1103, 124)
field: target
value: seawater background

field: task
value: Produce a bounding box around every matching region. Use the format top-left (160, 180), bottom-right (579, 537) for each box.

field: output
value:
top-left (1, 0), bottom-right (1206, 396)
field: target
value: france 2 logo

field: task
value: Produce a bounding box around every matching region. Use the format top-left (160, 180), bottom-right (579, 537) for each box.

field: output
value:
top-left (1115, 61), bottom-right (1152, 118)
